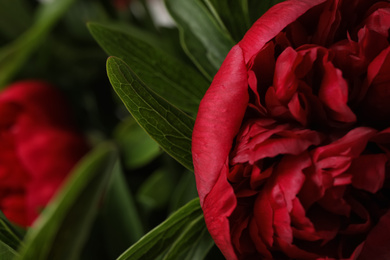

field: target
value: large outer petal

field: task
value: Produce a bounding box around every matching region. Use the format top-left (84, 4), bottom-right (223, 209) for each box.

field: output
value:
top-left (192, 45), bottom-right (249, 260)
top-left (238, 0), bottom-right (326, 63)
top-left (192, 45), bottom-right (249, 204)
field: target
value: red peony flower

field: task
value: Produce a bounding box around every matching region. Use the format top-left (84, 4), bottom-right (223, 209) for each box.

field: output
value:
top-left (0, 80), bottom-right (89, 227)
top-left (192, 0), bottom-right (390, 259)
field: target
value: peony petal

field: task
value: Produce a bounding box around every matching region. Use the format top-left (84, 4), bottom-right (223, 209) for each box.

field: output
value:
top-left (192, 45), bottom-right (249, 205)
top-left (313, 127), bottom-right (377, 162)
top-left (1, 193), bottom-right (27, 227)
top-left (232, 119), bottom-right (322, 164)
top-left (318, 59), bottom-right (356, 124)
top-left (291, 198), bottom-right (320, 241)
top-left (16, 127), bottom-right (88, 179)
top-left (316, 156), bottom-right (351, 178)
top-left (359, 46), bottom-right (390, 126)
top-left (272, 184), bottom-right (293, 244)
top-left (348, 242), bottom-right (365, 260)
top-left (275, 154), bottom-right (311, 212)
top-left (343, 198), bottom-right (371, 235)
top-left (202, 160), bottom-right (237, 260)
top-left (253, 154), bottom-right (311, 254)
top-left (273, 47), bottom-right (302, 102)
top-left (357, 26), bottom-right (389, 65)
top-left (265, 87), bottom-right (291, 118)
top-left (350, 154), bottom-right (387, 193)
top-left (230, 208), bottom-right (254, 255)
top-left (239, 0), bottom-right (327, 63)
top-left (0, 81), bottom-right (87, 227)
top-left (277, 238), bottom-right (321, 259)
top-left (16, 127), bottom-right (88, 224)
top-left (312, 0), bottom-right (341, 46)
top-left (250, 40), bottom-right (276, 107)
top-left (318, 186), bottom-right (350, 217)
top-left (363, 6), bottom-right (390, 38)
top-left (371, 127), bottom-right (390, 157)
top-left (194, 46), bottom-right (246, 254)
top-left (0, 80), bottom-right (73, 127)
top-left (250, 164), bottom-right (273, 190)
top-left (358, 210), bottom-right (390, 259)
top-left (365, 46), bottom-right (390, 88)
top-left (288, 92), bottom-right (309, 126)
top-left (253, 185), bottom-right (274, 248)
top-left (249, 217), bottom-right (273, 259)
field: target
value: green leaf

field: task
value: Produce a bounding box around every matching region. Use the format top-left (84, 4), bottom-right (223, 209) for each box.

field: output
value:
top-left (203, 0), bottom-right (250, 42)
top-left (169, 171), bottom-right (198, 212)
top-left (183, 229), bottom-right (215, 260)
top-left (0, 211), bottom-right (23, 251)
top-left (137, 168), bottom-right (179, 211)
top-left (165, 0), bottom-right (235, 80)
top-left (16, 143), bottom-right (118, 260)
top-left (116, 198), bottom-right (203, 260)
top-left (114, 117), bottom-right (161, 169)
top-left (88, 22), bottom-right (209, 115)
top-left (0, 240), bottom-right (18, 259)
top-left (163, 215), bottom-right (213, 260)
top-left (99, 162), bottom-right (144, 259)
top-left (107, 56), bottom-right (194, 171)
top-left (0, 0), bottom-right (77, 87)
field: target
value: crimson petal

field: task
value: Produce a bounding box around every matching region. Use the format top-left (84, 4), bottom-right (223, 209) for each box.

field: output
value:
top-left (358, 210), bottom-right (390, 259)
top-left (192, 45), bottom-right (249, 260)
top-left (238, 0), bottom-right (326, 63)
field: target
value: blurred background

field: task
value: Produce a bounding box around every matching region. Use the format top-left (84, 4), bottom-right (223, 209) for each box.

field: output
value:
top-left (0, 0), bottom-right (221, 259)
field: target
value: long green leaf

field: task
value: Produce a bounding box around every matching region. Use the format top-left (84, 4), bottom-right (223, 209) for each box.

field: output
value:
top-left (204, 0), bottom-right (250, 42)
top-left (163, 215), bottom-right (213, 260)
top-left (88, 22), bottom-right (209, 115)
top-left (165, 0), bottom-right (235, 80)
top-left (0, 240), bottom-right (18, 260)
top-left (169, 171), bottom-right (198, 212)
top-left (99, 162), bottom-right (144, 259)
top-left (0, 212), bottom-right (23, 251)
top-left (183, 228), bottom-right (215, 260)
top-left (117, 198), bottom-right (202, 260)
top-left (0, 0), bottom-right (77, 87)
top-left (16, 143), bottom-right (117, 260)
top-left (107, 56), bottom-right (194, 171)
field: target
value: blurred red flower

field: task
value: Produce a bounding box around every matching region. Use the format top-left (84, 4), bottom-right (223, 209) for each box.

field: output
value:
top-left (0, 80), bottom-right (88, 227)
top-left (192, 0), bottom-right (390, 259)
